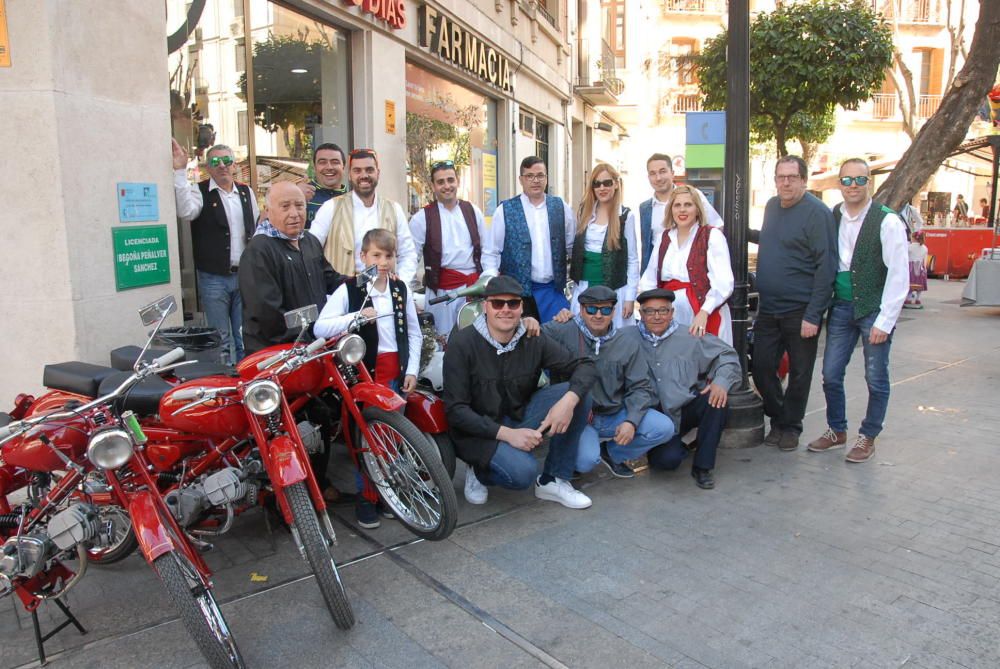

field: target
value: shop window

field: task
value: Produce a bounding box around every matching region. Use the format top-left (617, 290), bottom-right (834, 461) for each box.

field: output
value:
top-left (601, 0), bottom-right (626, 68)
top-left (405, 63), bottom-right (498, 218)
top-left (535, 121), bottom-right (550, 174)
top-left (519, 110), bottom-right (536, 138)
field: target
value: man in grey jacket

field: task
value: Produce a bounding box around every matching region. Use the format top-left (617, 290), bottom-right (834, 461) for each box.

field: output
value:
top-left (545, 286), bottom-right (674, 478)
top-left (638, 288), bottom-right (741, 489)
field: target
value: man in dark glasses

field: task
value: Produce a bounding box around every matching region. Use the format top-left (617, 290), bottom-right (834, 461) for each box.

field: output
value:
top-left (443, 275), bottom-right (597, 509)
top-left (806, 158), bottom-right (909, 464)
top-left (296, 143), bottom-right (348, 228)
top-left (637, 289), bottom-right (740, 489)
top-left (543, 286), bottom-right (673, 479)
top-left (172, 139), bottom-right (260, 364)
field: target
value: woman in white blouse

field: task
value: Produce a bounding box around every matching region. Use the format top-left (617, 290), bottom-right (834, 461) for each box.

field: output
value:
top-left (638, 184), bottom-right (734, 344)
top-left (566, 163), bottom-right (639, 328)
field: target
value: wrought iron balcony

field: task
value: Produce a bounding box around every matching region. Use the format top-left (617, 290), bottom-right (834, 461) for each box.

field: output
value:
top-left (662, 0), bottom-right (726, 14)
top-left (870, 0), bottom-right (943, 24)
top-left (575, 39), bottom-right (624, 105)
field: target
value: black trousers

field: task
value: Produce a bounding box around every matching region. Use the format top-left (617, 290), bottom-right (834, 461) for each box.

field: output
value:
top-left (647, 393), bottom-right (728, 471)
top-left (751, 310), bottom-right (820, 435)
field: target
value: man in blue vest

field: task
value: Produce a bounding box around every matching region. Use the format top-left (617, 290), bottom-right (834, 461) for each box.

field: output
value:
top-left (636, 153), bottom-right (722, 276)
top-left (172, 139), bottom-right (260, 364)
top-left (806, 158), bottom-right (909, 463)
top-left (297, 143), bottom-right (349, 228)
top-left (484, 156), bottom-right (576, 323)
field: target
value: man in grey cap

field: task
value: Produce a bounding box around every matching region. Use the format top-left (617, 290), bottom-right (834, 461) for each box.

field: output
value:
top-left (544, 285), bottom-right (673, 477)
top-left (442, 275), bottom-right (598, 509)
top-left (637, 288), bottom-right (740, 489)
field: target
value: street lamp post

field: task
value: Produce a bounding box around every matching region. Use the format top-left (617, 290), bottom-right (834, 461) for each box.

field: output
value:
top-left (721, 0), bottom-right (764, 448)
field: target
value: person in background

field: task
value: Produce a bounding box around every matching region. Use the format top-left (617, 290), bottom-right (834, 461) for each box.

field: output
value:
top-left (297, 143), bottom-right (348, 228)
top-left (953, 194), bottom-right (969, 223)
top-left (904, 230), bottom-right (928, 310)
top-left (979, 197), bottom-right (990, 221)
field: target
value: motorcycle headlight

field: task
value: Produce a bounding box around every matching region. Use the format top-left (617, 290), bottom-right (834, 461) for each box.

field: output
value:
top-left (244, 380), bottom-right (282, 416)
top-left (87, 428), bottom-right (134, 470)
top-left (334, 334), bottom-right (366, 365)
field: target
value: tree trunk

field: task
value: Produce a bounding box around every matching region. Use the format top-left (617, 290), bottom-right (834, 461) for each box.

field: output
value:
top-left (890, 50), bottom-right (917, 140)
top-left (874, 0), bottom-right (1000, 210)
top-left (774, 124), bottom-right (788, 158)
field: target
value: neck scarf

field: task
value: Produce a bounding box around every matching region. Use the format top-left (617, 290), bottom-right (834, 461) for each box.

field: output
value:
top-left (638, 319), bottom-right (679, 347)
top-left (573, 314), bottom-right (616, 356)
top-left (254, 218), bottom-right (301, 241)
top-left (473, 313), bottom-right (526, 355)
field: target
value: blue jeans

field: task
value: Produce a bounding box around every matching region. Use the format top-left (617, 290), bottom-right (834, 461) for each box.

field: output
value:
top-left (575, 408), bottom-right (674, 472)
top-left (822, 300), bottom-right (892, 439)
top-left (480, 382), bottom-right (589, 489)
top-left (197, 270), bottom-right (243, 364)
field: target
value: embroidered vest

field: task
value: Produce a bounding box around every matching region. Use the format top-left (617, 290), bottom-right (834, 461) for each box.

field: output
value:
top-left (422, 201), bottom-right (482, 290)
top-left (656, 224), bottom-right (713, 306)
top-left (569, 207), bottom-right (630, 290)
top-left (305, 182), bottom-right (347, 229)
top-left (639, 198), bottom-right (655, 275)
top-left (498, 195), bottom-right (567, 297)
top-left (833, 201), bottom-right (891, 320)
top-left (191, 180), bottom-right (255, 275)
top-left (345, 279), bottom-right (409, 382)
top-left (323, 195), bottom-right (399, 276)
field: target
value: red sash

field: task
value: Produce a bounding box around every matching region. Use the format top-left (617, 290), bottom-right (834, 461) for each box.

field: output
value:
top-left (661, 279), bottom-right (722, 336)
top-left (438, 268), bottom-right (479, 291)
top-left (374, 352), bottom-right (401, 386)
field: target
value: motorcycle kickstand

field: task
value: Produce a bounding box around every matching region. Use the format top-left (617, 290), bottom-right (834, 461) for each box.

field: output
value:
top-left (30, 595), bottom-right (87, 666)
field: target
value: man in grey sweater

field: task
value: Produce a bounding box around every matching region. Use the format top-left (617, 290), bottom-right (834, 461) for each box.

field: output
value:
top-left (749, 155), bottom-right (837, 451)
top-left (638, 288), bottom-right (741, 489)
top-left (545, 286), bottom-right (673, 478)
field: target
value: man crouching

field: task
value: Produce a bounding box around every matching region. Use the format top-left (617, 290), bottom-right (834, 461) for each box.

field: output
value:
top-left (442, 275), bottom-right (597, 509)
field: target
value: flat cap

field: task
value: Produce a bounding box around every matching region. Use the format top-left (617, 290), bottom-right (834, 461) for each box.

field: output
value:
top-left (578, 285), bottom-right (618, 304)
top-left (483, 275), bottom-right (524, 297)
top-left (636, 288), bottom-right (676, 303)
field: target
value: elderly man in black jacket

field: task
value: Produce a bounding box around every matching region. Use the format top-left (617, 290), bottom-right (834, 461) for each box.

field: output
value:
top-left (443, 276), bottom-right (597, 509)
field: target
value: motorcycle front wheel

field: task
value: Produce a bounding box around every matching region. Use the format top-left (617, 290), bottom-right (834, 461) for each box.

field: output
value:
top-left (359, 407), bottom-right (458, 541)
top-left (153, 551), bottom-right (246, 669)
top-left (285, 481), bottom-right (355, 630)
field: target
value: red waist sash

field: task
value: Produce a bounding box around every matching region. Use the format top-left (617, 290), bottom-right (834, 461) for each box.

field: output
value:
top-left (661, 279), bottom-right (722, 336)
top-left (438, 268), bottom-right (479, 291)
top-left (374, 352), bottom-right (401, 386)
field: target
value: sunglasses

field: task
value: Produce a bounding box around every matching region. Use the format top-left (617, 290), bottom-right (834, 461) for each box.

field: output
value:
top-left (839, 175), bottom-right (870, 187)
top-left (487, 298), bottom-right (523, 310)
top-left (208, 155), bottom-right (234, 167)
top-left (583, 305), bottom-right (614, 316)
top-left (640, 307), bottom-right (674, 316)
top-left (592, 178), bottom-right (616, 189)
top-left (431, 159), bottom-right (455, 171)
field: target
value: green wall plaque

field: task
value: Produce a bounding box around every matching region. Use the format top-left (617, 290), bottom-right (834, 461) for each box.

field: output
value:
top-left (112, 225), bottom-right (170, 291)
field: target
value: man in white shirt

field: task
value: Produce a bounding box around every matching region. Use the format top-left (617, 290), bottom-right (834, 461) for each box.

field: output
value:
top-left (409, 160), bottom-right (497, 335)
top-left (484, 156), bottom-right (576, 323)
top-left (636, 153), bottom-right (722, 276)
top-left (172, 139), bottom-right (260, 364)
top-left (308, 149), bottom-right (417, 285)
top-left (806, 158), bottom-right (909, 464)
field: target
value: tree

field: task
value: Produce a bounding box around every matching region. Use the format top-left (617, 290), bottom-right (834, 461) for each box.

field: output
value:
top-left (875, 0), bottom-right (1000, 210)
top-left (696, 0), bottom-right (893, 157)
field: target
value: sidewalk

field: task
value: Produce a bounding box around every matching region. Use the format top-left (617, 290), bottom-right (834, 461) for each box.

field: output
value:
top-left (3, 278), bottom-right (999, 669)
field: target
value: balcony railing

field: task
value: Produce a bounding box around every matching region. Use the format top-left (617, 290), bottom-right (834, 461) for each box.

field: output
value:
top-left (574, 38), bottom-right (624, 104)
top-left (917, 94), bottom-right (941, 118)
top-left (871, 93), bottom-right (897, 119)
top-left (870, 0), bottom-right (942, 24)
top-left (673, 94), bottom-right (703, 113)
top-left (662, 0), bottom-right (726, 13)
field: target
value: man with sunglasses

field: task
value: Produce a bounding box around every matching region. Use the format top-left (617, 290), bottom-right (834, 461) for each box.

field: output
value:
top-left (636, 288), bottom-right (740, 489)
top-left (806, 158), bottom-right (908, 464)
top-left (309, 149), bottom-right (417, 285)
top-left (172, 139), bottom-right (260, 364)
top-left (443, 275), bottom-right (597, 509)
top-left (409, 160), bottom-right (494, 335)
top-left (296, 143), bottom-right (348, 228)
top-left (484, 156), bottom-right (577, 323)
top-left (543, 286), bottom-right (673, 478)
top-left (748, 155), bottom-right (836, 452)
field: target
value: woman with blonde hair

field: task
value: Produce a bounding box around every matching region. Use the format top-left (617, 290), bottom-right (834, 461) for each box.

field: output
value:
top-left (638, 184), bottom-right (734, 344)
top-left (566, 163), bottom-right (639, 327)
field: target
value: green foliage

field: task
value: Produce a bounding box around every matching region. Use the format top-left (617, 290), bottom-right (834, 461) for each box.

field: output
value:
top-left (696, 0), bottom-right (893, 156)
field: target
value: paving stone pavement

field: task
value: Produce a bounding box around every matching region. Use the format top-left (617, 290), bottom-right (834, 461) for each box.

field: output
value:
top-left (2, 278), bottom-right (999, 669)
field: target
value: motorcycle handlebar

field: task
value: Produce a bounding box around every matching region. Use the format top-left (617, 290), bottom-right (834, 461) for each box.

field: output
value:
top-left (305, 337), bottom-right (327, 354)
top-left (427, 293), bottom-right (452, 305)
top-left (170, 387), bottom-right (205, 401)
top-left (153, 347), bottom-right (186, 369)
top-left (0, 422), bottom-right (22, 442)
top-left (258, 351), bottom-right (286, 371)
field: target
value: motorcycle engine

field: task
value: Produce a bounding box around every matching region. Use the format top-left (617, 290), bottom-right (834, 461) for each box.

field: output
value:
top-left (0, 533), bottom-right (50, 583)
top-left (0, 502), bottom-right (100, 591)
top-left (166, 468), bottom-right (255, 526)
top-left (47, 503), bottom-right (100, 551)
top-left (296, 420), bottom-right (323, 454)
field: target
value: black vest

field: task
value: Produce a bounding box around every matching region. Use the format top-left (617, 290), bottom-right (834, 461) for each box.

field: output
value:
top-left (345, 279), bottom-right (410, 382)
top-left (569, 207), bottom-right (630, 290)
top-left (191, 180), bottom-right (256, 275)
top-left (422, 201), bottom-right (483, 290)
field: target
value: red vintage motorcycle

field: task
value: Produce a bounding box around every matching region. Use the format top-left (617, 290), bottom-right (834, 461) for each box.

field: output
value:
top-left (0, 296), bottom-right (245, 668)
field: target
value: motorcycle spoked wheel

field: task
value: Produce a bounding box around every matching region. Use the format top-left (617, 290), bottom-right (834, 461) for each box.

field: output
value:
top-left (358, 407), bottom-right (458, 541)
top-left (152, 550), bottom-right (246, 669)
top-left (86, 503), bottom-right (139, 565)
top-left (430, 432), bottom-right (456, 480)
top-left (284, 481), bottom-right (355, 630)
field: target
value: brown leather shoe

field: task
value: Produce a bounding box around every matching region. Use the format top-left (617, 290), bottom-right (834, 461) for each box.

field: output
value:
top-left (807, 428), bottom-right (847, 452)
top-left (845, 435), bottom-right (876, 463)
top-left (777, 431), bottom-right (800, 451)
top-left (763, 426), bottom-right (782, 446)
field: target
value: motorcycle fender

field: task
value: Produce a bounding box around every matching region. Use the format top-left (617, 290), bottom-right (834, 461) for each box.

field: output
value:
top-left (405, 390), bottom-right (448, 433)
top-left (269, 435), bottom-right (308, 487)
top-left (128, 491), bottom-right (175, 563)
top-left (351, 381), bottom-right (405, 411)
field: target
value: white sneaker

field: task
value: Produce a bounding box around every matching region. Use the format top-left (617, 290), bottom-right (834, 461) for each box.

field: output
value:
top-left (534, 477), bottom-right (592, 509)
top-left (464, 466), bottom-right (488, 505)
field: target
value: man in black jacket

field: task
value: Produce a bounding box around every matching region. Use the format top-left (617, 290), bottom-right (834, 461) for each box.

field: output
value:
top-left (443, 276), bottom-right (597, 509)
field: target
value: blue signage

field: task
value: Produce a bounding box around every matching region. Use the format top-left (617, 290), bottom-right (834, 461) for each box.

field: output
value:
top-left (685, 111), bottom-right (726, 146)
top-left (117, 182), bottom-right (159, 222)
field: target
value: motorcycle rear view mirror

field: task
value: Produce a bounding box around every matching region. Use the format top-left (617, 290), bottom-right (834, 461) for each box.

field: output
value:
top-left (284, 304), bottom-right (318, 329)
top-left (356, 264), bottom-right (379, 287)
top-left (139, 295), bottom-right (177, 327)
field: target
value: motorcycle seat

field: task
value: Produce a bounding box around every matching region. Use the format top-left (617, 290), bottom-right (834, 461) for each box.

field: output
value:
top-left (173, 362), bottom-right (238, 383)
top-left (43, 361), bottom-right (120, 398)
top-left (109, 345), bottom-right (185, 371)
top-left (98, 372), bottom-right (172, 417)
top-left (0, 412), bottom-right (11, 427)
